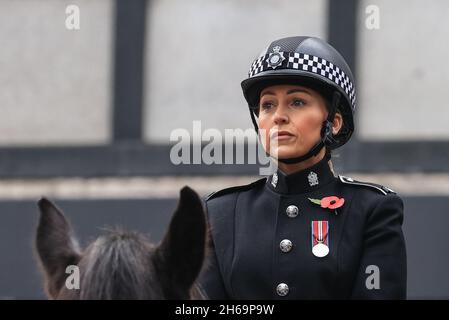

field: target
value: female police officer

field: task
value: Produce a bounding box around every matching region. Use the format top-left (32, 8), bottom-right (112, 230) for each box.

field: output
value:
top-left (197, 36), bottom-right (407, 299)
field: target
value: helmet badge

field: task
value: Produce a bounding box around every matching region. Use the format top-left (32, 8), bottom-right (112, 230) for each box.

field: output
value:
top-left (266, 46), bottom-right (285, 69)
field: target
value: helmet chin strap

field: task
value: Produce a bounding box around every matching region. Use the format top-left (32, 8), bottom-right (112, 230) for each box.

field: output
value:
top-left (250, 91), bottom-right (341, 165)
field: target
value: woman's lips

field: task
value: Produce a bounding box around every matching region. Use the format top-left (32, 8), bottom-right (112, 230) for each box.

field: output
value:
top-left (271, 131), bottom-right (295, 140)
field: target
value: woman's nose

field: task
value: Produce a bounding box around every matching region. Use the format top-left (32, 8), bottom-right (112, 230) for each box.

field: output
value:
top-left (273, 106), bottom-right (289, 124)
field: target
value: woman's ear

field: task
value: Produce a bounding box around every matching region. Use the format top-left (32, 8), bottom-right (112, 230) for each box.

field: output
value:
top-left (332, 112), bottom-right (344, 135)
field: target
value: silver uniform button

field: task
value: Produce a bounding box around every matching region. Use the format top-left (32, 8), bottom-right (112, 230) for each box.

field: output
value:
top-left (276, 283), bottom-right (289, 296)
top-left (286, 205), bottom-right (299, 218)
top-left (280, 239), bottom-right (293, 253)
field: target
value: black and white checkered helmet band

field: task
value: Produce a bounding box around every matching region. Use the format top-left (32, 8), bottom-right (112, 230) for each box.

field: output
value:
top-left (248, 52), bottom-right (356, 109)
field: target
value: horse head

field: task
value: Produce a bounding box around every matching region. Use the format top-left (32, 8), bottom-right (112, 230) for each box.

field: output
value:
top-left (35, 186), bottom-right (207, 299)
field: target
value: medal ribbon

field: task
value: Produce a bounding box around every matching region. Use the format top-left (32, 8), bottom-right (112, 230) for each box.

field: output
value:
top-left (312, 220), bottom-right (329, 247)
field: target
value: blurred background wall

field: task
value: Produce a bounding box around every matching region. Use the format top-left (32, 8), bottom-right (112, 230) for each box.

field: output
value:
top-left (0, 0), bottom-right (448, 299)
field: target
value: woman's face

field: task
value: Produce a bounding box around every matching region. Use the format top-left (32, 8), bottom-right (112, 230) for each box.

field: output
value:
top-left (258, 84), bottom-right (342, 160)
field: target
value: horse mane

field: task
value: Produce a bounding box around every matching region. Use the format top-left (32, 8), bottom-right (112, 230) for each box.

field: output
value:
top-left (76, 228), bottom-right (161, 300)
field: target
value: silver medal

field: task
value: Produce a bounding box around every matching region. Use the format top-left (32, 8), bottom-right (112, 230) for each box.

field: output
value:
top-left (311, 220), bottom-right (329, 258)
top-left (312, 242), bottom-right (329, 258)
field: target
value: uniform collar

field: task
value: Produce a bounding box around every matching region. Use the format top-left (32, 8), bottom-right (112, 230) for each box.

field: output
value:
top-left (267, 153), bottom-right (335, 194)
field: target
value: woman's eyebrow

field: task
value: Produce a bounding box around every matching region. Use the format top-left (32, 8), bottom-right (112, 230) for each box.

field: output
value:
top-left (260, 90), bottom-right (275, 97)
top-left (286, 89), bottom-right (312, 95)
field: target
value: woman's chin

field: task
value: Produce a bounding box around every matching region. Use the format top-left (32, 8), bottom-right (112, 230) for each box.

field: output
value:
top-left (270, 146), bottom-right (306, 160)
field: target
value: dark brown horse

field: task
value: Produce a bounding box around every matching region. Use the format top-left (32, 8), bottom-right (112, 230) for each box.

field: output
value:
top-left (35, 186), bottom-right (207, 299)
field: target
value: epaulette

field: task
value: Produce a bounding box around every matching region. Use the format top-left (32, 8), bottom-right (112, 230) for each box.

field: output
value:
top-left (205, 177), bottom-right (267, 201)
top-left (338, 175), bottom-right (396, 196)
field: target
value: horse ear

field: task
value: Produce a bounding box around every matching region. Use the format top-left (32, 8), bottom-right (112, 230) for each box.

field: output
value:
top-left (155, 186), bottom-right (206, 292)
top-left (35, 197), bottom-right (81, 298)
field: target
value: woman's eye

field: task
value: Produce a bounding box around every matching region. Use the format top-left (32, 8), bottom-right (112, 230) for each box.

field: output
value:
top-left (292, 99), bottom-right (306, 107)
top-left (261, 102), bottom-right (274, 110)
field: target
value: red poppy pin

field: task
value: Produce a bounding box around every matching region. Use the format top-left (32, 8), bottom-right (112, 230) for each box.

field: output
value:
top-left (308, 196), bottom-right (345, 215)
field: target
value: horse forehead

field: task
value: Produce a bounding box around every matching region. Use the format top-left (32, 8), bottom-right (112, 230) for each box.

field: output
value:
top-left (59, 231), bottom-right (170, 299)
top-left (74, 242), bottom-right (161, 299)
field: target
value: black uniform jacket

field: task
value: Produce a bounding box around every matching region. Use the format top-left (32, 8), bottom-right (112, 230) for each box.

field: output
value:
top-left (197, 156), bottom-right (407, 299)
